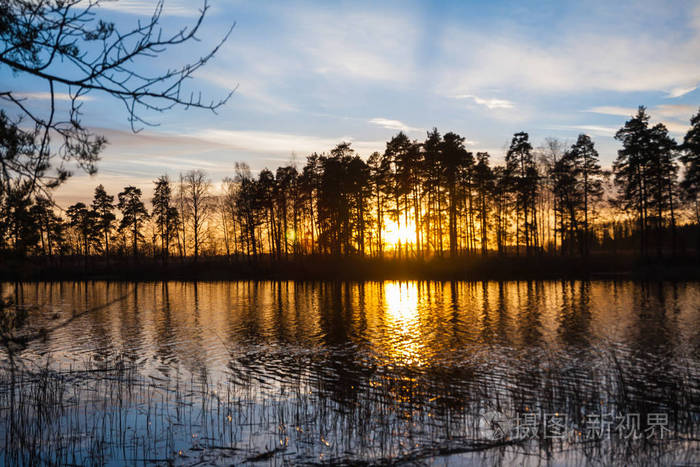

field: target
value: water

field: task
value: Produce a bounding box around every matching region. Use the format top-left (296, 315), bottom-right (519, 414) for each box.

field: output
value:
top-left (0, 281), bottom-right (698, 465)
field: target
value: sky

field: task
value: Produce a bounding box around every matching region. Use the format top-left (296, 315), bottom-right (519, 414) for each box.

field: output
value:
top-left (3, 0), bottom-right (700, 205)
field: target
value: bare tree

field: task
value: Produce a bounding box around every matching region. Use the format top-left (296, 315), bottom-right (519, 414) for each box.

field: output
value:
top-left (181, 169), bottom-right (211, 261)
top-left (0, 0), bottom-right (234, 197)
top-left (219, 178), bottom-right (239, 259)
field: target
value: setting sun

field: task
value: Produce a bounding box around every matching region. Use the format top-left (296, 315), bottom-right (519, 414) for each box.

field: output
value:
top-left (383, 219), bottom-right (416, 248)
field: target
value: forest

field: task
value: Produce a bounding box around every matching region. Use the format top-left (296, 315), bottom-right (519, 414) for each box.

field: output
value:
top-left (1, 106), bottom-right (699, 267)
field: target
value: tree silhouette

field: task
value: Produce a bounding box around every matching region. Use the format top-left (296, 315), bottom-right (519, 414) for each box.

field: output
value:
top-left (0, 0), bottom-right (234, 196)
top-left (367, 152), bottom-right (387, 257)
top-left (3, 188), bottom-right (38, 256)
top-left (3, 106), bottom-right (699, 263)
top-left (614, 107), bottom-right (679, 256)
top-left (647, 123), bottom-right (678, 255)
top-left (440, 132), bottom-right (471, 257)
top-left (423, 129), bottom-right (445, 256)
top-left (299, 155), bottom-right (321, 255)
top-left (569, 135), bottom-right (605, 256)
top-left (505, 132), bottom-right (538, 255)
top-left (152, 176), bottom-right (178, 262)
top-left (552, 135), bottom-right (605, 256)
top-left (29, 196), bottom-right (54, 256)
top-left (551, 148), bottom-right (579, 255)
top-left (66, 202), bottom-right (98, 257)
top-left (317, 143), bottom-right (355, 255)
top-left (182, 170), bottom-right (211, 261)
top-left (681, 108), bottom-right (700, 229)
top-left (614, 107), bottom-right (653, 256)
top-left (348, 154), bottom-right (372, 257)
top-left (92, 185), bottom-right (115, 258)
top-left (231, 163), bottom-right (262, 259)
top-left (275, 166), bottom-right (298, 258)
top-left (118, 186), bottom-right (148, 257)
top-left (474, 152), bottom-right (495, 256)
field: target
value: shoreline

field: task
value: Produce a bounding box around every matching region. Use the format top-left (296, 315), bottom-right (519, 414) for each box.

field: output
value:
top-left (1, 254), bottom-right (698, 282)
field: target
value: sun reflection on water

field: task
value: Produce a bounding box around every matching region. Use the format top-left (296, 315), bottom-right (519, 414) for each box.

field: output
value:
top-left (383, 281), bottom-right (425, 366)
top-left (384, 281), bottom-right (418, 322)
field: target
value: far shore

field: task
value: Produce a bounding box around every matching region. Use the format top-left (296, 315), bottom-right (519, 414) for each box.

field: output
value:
top-left (1, 253), bottom-right (699, 282)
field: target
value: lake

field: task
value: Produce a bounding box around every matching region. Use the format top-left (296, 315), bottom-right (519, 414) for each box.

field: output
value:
top-left (0, 281), bottom-right (698, 465)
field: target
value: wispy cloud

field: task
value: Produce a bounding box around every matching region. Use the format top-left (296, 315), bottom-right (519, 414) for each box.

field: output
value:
top-left (547, 125), bottom-right (619, 137)
top-left (197, 70), bottom-right (294, 113)
top-left (588, 104), bottom-right (697, 118)
top-left (652, 104), bottom-right (697, 119)
top-left (369, 118), bottom-right (423, 133)
top-left (455, 94), bottom-right (514, 110)
top-left (662, 121), bottom-right (691, 134)
top-left (587, 105), bottom-right (699, 117)
top-left (15, 92), bottom-right (93, 102)
top-left (191, 129), bottom-right (385, 157)
top-left (667, 84), bottom-right (697, 98)
top-left (289, 8), bottom-right (418, 83)
top-left (96, 0), bottom-right (199, 17)
top-left (585, 106), bottom-right (637, 117)
top-left (437, 11), bottom-right (700, 98)
top-left (585, 104), bottom-right (695, 134)
top-left (94, 127), bottom-right (385, 158)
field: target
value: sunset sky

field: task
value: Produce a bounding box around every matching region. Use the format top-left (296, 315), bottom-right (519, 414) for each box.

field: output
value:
top-left (3, 0), bottom-right (700, 205)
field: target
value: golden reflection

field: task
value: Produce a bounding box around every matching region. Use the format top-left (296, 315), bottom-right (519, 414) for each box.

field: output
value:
top-left (384, 281), bottom-right (419, 322)
top-left (383, 281), bottom-right (424, 366)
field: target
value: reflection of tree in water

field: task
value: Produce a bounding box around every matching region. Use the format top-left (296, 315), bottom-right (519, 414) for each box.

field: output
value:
top-left (1, 281), bottom-right (698, 465)
top-left (153, 282), bottom-right (178, 374)
top-left (557, 281), bottom-right (593, 348)
top-left (618, 282), bottom-right (692, 436)
top-left (517, 281), bottom-right (544, 348)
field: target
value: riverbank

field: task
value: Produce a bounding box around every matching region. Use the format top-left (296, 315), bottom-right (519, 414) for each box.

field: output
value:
top-left (1, 253), bottom-right (699, 281)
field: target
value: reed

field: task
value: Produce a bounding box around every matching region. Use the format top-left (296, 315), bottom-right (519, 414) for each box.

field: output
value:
top-left (0, 340), bottom-right (697, 466)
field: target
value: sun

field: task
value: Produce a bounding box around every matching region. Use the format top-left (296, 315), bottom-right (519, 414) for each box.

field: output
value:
top-left (383, 219), bottom-right (415, 249)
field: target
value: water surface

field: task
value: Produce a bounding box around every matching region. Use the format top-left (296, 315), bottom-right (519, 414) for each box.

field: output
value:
top-left (1, 281), bottom-right (698, 465)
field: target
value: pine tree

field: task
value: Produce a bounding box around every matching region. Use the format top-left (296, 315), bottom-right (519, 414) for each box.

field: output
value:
top-left (505, 132), bottom-right (538, 255)
top-left (681, 108), bottom-right (700, 227)
top-left (118, 186), bottom-right (148, 257)
top-left (91, 185), bottom-right (115, 258)
top-left (66, 202), bottom-right (98, 257)
top-left (567, 134), bottom-right (604, 255)
top-left (614, 107), bottom-right (652, 256)
top-left (473, 152), bottom-right (495, 255)
top-left (152, 176), bottom-right (175, 261)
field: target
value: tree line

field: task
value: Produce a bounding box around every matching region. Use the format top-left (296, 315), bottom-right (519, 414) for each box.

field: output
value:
top-left (1, 106), bottom-right (699, 261)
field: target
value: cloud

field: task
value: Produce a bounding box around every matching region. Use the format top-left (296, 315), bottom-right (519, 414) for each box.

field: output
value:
top-left (95, 0), bottom-right (199, 17)
top-left (587, 104), bottom-right (699, 119)
top-left (455, 94), bottom-right (515, 110)
top-left (654, 104), bottom-right (698, 119)
top-left (93, 127), bottom-right (228, 150)
top-left (369, 118), bottom-right (423, 133)
top-left (197, 70), bottom-right (288, 112)
top-left (586, 106), bottom-right (637, 117)
top-left (93, 127), bottom-right (385, 157)
top-left (289, 8), bottom-right (418, 83)
top-left (191, 129), bottom-right (385, 157)
top-left (660, 121), bottom-right (690, 135)
top-left (667, 84), bottom-right (697, 98)
top-left (15, 92), bottom-right (93, 102)
top-left (547, 125), bottom-right (619, 137)
top-left (585, 104), bottom-right (695, 134)
top-left (436, 10), bottom-right (700, 98)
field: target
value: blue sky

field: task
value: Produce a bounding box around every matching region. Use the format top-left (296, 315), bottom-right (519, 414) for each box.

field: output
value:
top-left (4, 0), bottom-right (700, 204)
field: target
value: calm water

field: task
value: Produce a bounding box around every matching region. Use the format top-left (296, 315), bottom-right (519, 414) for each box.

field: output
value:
top-left (1, 281), bottom-right (699, 465)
